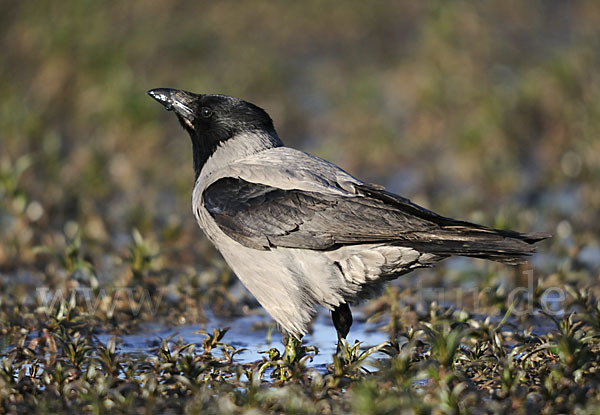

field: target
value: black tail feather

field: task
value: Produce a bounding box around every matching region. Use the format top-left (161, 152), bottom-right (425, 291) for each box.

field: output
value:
top-left (402, 229), bottom-right (551, 265)
top-left (356, 183), bottom-right (551, 264)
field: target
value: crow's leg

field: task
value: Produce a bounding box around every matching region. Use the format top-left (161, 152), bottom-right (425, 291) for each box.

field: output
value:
top-left (281, 331), bottom-right (290, 346)
top-left (281, 330), bottom-right (303, 347)
top-left (332, 302), bottom-right (353, 341)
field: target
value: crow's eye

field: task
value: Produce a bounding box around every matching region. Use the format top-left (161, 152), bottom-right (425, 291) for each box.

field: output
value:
top-left (201, 107), bottom-right (213, 118)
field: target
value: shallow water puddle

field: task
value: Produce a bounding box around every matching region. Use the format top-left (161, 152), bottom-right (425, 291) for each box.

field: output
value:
top-left (96, 309), bottom-right (390, 370)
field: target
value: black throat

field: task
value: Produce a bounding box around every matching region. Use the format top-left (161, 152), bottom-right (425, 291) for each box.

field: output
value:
top-left (191, 137), bottom-right (219, 181)
top-left (177, 114), bottom-right (232, 181)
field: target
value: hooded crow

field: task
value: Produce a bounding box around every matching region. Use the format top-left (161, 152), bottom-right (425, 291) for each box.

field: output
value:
top-left (148, 88), bottom-right (550, 341)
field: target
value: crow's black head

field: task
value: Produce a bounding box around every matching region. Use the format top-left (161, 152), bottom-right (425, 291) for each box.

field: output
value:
top-left (148, 89), bottom-right (279, 177)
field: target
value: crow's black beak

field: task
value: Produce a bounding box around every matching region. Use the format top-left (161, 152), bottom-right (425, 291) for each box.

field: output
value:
top-left (148, 88), bottom-right (177, 110)
top-left (148, 88), bottom-right (197, 122)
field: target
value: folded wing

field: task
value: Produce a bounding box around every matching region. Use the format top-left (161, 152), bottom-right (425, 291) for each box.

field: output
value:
top-left (203, 177), bottom-right (549, 264)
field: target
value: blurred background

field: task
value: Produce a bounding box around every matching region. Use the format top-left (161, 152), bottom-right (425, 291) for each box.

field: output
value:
top-left (1, 0), bottom-right (599, 308)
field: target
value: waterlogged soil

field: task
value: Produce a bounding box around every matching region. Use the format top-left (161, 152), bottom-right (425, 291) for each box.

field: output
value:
top-left (91, 305), bottom-right (563, 373)
top-left (3, 227), bottom-right (599, 414)
top-left (96, 310), bottom-right (391, 371)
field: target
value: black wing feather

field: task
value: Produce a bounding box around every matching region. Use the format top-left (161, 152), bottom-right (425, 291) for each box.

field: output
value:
top-left (203, 177), bottom-right (550, 263)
